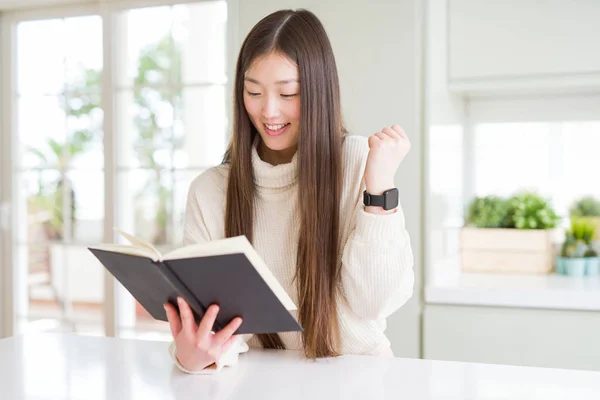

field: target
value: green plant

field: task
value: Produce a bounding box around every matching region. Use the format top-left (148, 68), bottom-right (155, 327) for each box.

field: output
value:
top-left (465, 196), bottom-right (509, 228)
top-left (561, 231), bottom-right (586, 258)
top-left (569, 196), bottom-right (600, 218)
top-left (504, 192), bottom-right (560, 230)
top-left (571, 218), bottom-right (595, 244)
top-left (562, 219), bottom-right (597, 258)
top-left (569, 218), bottom-right (598, 258)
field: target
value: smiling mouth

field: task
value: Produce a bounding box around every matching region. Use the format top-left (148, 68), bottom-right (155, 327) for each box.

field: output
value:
top-left (264, 123), bottom-right (290, 136)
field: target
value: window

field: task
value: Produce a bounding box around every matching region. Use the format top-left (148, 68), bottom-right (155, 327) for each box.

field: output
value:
top-left (4, 0), bottom-right (229, 339)
top-left (426, 96), bottom-right (600, 277)
top-left (474, 121), bottom-right (600, 216)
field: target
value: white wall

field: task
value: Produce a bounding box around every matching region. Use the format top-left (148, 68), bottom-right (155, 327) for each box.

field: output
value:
top-left (236, 0), bottom-right (424, 358)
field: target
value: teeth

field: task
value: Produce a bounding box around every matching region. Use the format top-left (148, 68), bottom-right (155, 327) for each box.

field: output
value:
top-left (265, 123), bottom-right (287, 130)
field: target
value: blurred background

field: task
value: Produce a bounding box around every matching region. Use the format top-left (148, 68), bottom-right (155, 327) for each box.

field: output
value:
top-left (0, 0), bottom-right (599, 372)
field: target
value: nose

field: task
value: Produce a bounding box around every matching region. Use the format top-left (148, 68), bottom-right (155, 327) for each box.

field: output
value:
top-left (261, 95), bottom-right (281, 119)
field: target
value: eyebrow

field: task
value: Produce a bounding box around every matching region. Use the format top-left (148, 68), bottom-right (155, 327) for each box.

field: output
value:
top-left (244, 77), bottom-right (299, 85)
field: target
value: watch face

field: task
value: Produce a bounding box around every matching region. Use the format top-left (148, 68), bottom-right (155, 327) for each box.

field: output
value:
top-left (384, 188), bottom-right (399, 210)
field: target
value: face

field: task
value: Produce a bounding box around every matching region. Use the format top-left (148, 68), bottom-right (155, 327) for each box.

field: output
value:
top-left (243, 52), bottom-right (301, 162)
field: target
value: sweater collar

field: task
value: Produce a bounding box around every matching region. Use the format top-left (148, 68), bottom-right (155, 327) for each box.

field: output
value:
top-left (251, 136), bottom-right (298, 189)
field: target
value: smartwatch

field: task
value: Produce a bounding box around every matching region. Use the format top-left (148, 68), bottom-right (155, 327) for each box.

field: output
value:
top-left (363, 188), bottom-right (399, 211)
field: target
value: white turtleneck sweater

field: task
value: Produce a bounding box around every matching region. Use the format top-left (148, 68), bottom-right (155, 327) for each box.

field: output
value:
top-left (169, 135), bottom-right (414, 374)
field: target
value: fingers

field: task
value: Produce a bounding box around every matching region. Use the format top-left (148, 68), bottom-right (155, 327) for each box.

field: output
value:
top-left (391, 124), bottom-right (407, 138)
top-left (368, 133), bottom-right (379, 148)
top-left (164, 302), bottom-right (182, 338)
top-left (375, 132), bottom-right (388, 140)
top-left (377, 125), bottom-right (407, 140)
top-left (370, 132), bottom-right (386, 144)
top-left (381, 127), bottom-right (398, 139)
top-left (220, 334), bottom-right (242, 354)
top-left (177, 297), bottom-right (198, 340)
top-left (370, 125), bottom-right (410, 151)
top-left (212, 317), bottom-right (243, 348)
top-left (196, 304), bottom-right (220, 346)
top-left (371, 126), bottom-right (403, 143)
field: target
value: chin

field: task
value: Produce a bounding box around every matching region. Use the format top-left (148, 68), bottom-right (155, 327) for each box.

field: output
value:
top-left (259, 132), bottom-right (298, 152)
top-left (262, 139), bottom-right (293, 151)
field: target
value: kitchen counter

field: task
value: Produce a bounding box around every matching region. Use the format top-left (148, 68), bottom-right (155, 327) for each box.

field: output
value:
top-left (426, 259), bottom-right (600, 311)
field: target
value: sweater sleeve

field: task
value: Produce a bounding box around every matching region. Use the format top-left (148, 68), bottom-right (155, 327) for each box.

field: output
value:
top-left (170, 169), bottom-right (252, 374)
top-left (339, 136), bottom-right (415, 321)
top-left (182, 171), bottom-right (217, 246)
top-left (168, 335), bottom-right (251, 375)
top-left (341, 201), bottom-right (415, 320)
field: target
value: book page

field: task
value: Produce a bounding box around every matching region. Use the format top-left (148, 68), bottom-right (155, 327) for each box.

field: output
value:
top-left (163, 236), bottom-right (297, 311)
top-left (87, 244), bottom-right (158, 261)
top-left (163, 236), bottom-right (251, 260)
top-left (115, 228), bottom-right (162, 260)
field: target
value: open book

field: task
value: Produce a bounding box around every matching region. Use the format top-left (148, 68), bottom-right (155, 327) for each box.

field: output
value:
top-left (88, 230), bottom-right (302, 335)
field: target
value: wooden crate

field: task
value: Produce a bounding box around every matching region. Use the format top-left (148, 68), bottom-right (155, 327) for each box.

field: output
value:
top-left (460, 227), bottom-right (557, 274)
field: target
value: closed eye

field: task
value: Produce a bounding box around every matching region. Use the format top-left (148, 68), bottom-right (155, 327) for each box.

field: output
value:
top-left (246, 90), bottom-right (260, 96)
top-left (281, 94), bottom-right (298, 99)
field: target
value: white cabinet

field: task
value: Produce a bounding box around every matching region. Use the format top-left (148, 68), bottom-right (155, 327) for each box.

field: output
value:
top-left (448, 0), bottom-right (600, 94)
top-left (424, 304), bottom-right (600, 371)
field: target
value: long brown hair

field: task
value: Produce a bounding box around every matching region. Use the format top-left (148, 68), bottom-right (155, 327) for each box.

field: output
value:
top-left (223, 9), bottom-right (345, 358)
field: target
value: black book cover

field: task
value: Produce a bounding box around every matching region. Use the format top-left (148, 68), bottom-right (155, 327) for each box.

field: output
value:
top-left (89, 248), bottom-right (302, 335)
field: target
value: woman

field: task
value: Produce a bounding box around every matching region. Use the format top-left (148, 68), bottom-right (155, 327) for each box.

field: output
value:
top-left (164, 8), bottom-right (414, 374)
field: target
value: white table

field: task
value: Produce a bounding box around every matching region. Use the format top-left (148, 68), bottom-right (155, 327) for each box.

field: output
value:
top-left (1, 334), bottom-right (599, 400)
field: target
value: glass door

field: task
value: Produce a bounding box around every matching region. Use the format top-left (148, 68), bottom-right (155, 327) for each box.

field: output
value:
top-left (1, 0), bottom-right (230, 339)
top-left (12, 14), bottom-right (105, 335)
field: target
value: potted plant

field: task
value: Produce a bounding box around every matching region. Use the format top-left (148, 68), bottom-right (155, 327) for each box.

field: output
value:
top-left (558, 219), bottom-right (598, 276)
top-left (579, 219), bottom-right (599, 276)
top-left (569, 196), bottom-right (600, 241)
top-left (461, 191), bottom-right (561, 274)
top-left (584, 245), bottom-right (599, 277)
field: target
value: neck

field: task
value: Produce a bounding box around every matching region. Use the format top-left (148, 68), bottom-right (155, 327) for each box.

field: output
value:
top-left (257, 141), bottom-right (297, 166)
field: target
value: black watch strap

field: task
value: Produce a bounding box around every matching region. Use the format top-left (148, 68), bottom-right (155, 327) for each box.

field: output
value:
top-left (363, 188), bottom-right (399, 211)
